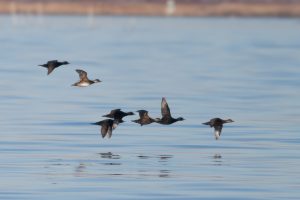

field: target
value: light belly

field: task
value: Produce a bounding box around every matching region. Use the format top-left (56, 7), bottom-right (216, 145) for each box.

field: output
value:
top-left (78, 82), bottom-right (90, 87)
top-left (214, 130), bottom-right (221, 140)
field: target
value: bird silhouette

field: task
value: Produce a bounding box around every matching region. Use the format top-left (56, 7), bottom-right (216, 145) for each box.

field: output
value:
top-left (203, 118), bottom-right (234, 140)
top-left (155, 97), bottom-right (184, 125)
top-left (132, 110), bottom-right (157, 126)
top-left (72, 69), bottom-right (101, 87)
top-left (39, 60), bottom-right (69, 75)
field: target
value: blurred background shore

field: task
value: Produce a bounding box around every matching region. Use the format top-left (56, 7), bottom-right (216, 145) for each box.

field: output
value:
top-left (0, 0), bottom-right (300, 17)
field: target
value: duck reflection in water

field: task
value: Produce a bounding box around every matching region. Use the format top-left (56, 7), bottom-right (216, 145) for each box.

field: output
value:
top-left (99, 152), bottom-right (121, 166)
top-left (158, 155), bottom-right (173, 163)
top-left (74, 163), bottom-right (87, 177)
top-left (137, 154), bottom-right (173, 178)
top-left (75, 163), bottom-right (86, 173)
top-left (159, 170), bottom-right (171, 178)
top-left (212, 153), bottom-right (222, 166)
top-left (99, 152), bottom-right (121, 159)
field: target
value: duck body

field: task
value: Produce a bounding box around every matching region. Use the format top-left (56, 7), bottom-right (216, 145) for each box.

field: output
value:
top-left (156, 116), bottom-right (184, 125)
top-left (132, 110), bottom-right (157, 126)
top-left (203, 118), bottom-right (234, 140)
top-left (72, 69), bottom-right (101, 87)
top-left (103, 109), bottom-right (134, 121)
top-left (39, 60), bottom-right (69, 75)
top-left (155, 97), bottom-right (184, 125)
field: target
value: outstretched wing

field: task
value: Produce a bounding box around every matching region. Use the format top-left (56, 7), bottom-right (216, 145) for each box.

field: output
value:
top-left (161, 97), bottom-right (171, 118)
top-left (47, 67), bottom-right (55, 75)
top-left (48, 60), bottom-right (58, 64)
top-left (76, 69), bottom-right (88, 80)
top-left (214, 125), bottom-right (223, 140)
top-left (103, 109), bottom-right (121, 118)
top-left (111, 109), bottom-right (121, 114)
top-left (107, 126), bottom-right (113, 138)
top-left (100, 124), bottom-right (109, 138)
top-left (137, 110), bottom-right (148, 118)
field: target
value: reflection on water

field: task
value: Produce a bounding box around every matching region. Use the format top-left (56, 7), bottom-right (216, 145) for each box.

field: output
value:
top-left (213, 154), bottom-right (222, 159)
top-left (74, 163), bottom-right (86, 177)
top-left (159, 170), bottom-right (171, 178)
top-left (99, 152), bottom-right (122, 166)
top-left (212, 154), bottom-right (222, 166)
top-left (137, 155), bottom-right (150, 159)
top-left (99, 152), bottom-right (121, 159)
top-left (0, 16), bottom-right (300, 200)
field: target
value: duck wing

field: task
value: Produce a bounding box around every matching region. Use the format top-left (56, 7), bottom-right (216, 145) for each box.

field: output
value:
top-left (48, 60), bottom-right (58, 64)
top-left (214, 125), bottom-right (223, 140)
top-left (47, 67), bottom-right (55, 75)
top-left (111, 109), bottom-right (121, 114)
top-left (76, 69), bottom-right (88, 80)
top-left (102, 109), bottom-right (121, 118)
top-left (107, 126), bottom-right (113, 138)
top-left (161, 97), bottom-right (171, 118)
top-left (137, 110), bottom-right (148, 118)
top-left (48, 60), bottom-right (59, 68)
top-left (100, 123), bottom-right (109, 138)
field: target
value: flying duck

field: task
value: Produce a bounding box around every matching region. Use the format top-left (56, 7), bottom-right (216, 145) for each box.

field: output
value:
top-left (132, 110), bottom-right (157, 126)
top-left (102, 109), bottom-right (134, 121)
top-left (72, 69), bottom-right (101, 87)
top-left (92, 119), bottom-right (123, 138)
top-left (39, 60), bottom-right (69, 75)
top-left (155, 97), bottom-right (184, 125)
top-left (202, 118), bottom-right (234, 140)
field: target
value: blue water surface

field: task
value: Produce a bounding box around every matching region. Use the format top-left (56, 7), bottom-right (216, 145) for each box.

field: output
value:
top-left (0, 16), bottom-right (299, 200)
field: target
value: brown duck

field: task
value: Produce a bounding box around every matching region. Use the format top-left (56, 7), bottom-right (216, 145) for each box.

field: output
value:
top-left (203, 118), bottom-right (234, 140)
top-left (132, 110), bottom-right (157, 126)
top-left (72, 69), bottom-right (101, 87)
top-left (102, 109), bottom-right (134, 121)
top-left (155, 97), bottom-right (184, 125)
top-left (92, 119), bottom-right (123, 138)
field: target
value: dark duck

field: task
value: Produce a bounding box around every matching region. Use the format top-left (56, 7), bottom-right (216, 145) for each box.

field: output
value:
top-left (203, 118), bottom-right (234, 140)
top-left (132, 110), bottom-right (157, 126)
top-left (72, 69), bottom-right (101, 87)
top-left (103, 109), bottom-right (134, 121)
top-left (92, 119), bottom-right (122, 138)
top-left (155, 97), bottom-right (184, 125)
top-left (39, 60), bottom-right (69, 75)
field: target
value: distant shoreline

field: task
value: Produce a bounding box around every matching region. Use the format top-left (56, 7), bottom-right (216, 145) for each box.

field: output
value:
top-left (1, 1), bottom-right (300, 17)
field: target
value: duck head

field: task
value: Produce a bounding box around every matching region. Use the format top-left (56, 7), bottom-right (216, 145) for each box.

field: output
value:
top-left (126, 112), bottom-right (134, 116)
top-left (93, 79), bottom-right (101, 83)
top-left (223, 119), bottom-right (234, 123)
top-left (176, 117), bottom-right (185, 121)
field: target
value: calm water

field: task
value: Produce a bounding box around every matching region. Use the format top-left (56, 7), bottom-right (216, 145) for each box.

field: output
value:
top-left (0, 16), bottom-right (300, 200)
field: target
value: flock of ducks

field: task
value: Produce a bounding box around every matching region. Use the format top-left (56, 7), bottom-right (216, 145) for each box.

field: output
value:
top-left (39, 60), bottom-right (234, 140)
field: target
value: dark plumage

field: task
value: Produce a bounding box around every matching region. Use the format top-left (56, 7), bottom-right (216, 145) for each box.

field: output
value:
top-left (39, 60), bottom-right (69, 75)
top-left (92, 119), bottom-right (122, 138)
top-left (203, 118), bottom-right (234, 140)
top-left (155, 97), bottom-right (184, 125)
top-left (132, 110), bottom-right (157, 126)
top-left (102, 109), bottom-right (134, 121)
top-left (72, 69), bottom-right (101, 87)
